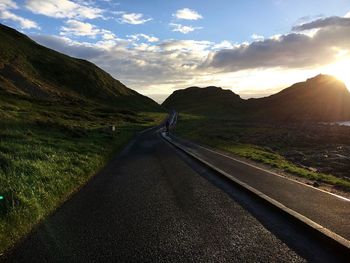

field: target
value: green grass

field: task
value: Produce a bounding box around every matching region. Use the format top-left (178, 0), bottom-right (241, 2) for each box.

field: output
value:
top-left (0, 23), bottom-right (164, 255)
top-left (174, 113), bottom-right (350, 191)
top-left (221, 144), bottom-right (350, 189)
top-left (0, 93), bottom-right (165, 254)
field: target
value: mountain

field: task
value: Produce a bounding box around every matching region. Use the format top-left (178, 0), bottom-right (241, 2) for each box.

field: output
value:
top-left (246, 74), bottom-right (350, 121)
top-left (0, 23), bottom-right (160, 111)
top-left (163, 75), bottom-right (350, 122)
top-left (162, 86), bottom-right (243, 115)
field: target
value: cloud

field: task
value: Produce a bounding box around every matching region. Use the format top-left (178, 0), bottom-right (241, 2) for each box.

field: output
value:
top-left (213, 40), bottom-right (235, 50)
top-left (60, 20), bottom-right (100, 37)
top-left (30, 34), bottom-right (212, 97)
top-left (174, 8), bottom-right (202, 20)
top-left (0, 0), bottom-right (17, 9)
top-left (31, 34), bottom-right (106, 59)
top-left (159, 40), bottom-right (212, 51)
top-left (204, 17), bottom-right (350, 71)
top-left (120, 13), bottom-right (152, 24)
top-left (295, 14), bottom-right (325, 24)
top-left (102, 32), bottom-right (116, 40)
top-left (293, 16), bottom-right (350, 31)
top-left (251, 33), bottom-right (264, 41)
top-left (28, 14), bottom-right (350, 101)
top-left (25, 0), bottom-right (103, 20)
top-left (0, 10), bottom-right (40, 29)
top-left (128, 33), bottom-right (159, 42)
top-left (170, 23), bottom-right (202, 34)
top-left (60, 19), bottom-right (115, 38)
top-left (0, 0), bottom-right (40, 29)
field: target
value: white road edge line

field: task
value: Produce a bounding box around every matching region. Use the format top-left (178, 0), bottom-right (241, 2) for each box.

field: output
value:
top-left (161, 132), bottom-right (350, 250)
top-left (174, 136), bottom-right (350, 202)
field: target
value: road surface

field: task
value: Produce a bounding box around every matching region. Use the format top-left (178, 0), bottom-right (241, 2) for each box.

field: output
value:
top-left (169, 134), bottom-right (350, 241)
top-left (3, 127), bottom-right (346, 262)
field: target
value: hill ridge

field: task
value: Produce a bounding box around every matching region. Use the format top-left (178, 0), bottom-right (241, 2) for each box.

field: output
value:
top-left (163, 74), bottom-right (350, 121)
top-left (162, 85), bottom-right (242, 115)
top-left (0, 23), bottom-right (160, 111)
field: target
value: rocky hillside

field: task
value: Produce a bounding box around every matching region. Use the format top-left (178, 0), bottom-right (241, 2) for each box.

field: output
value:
top-left (0, 24), bottom-right (160, 111)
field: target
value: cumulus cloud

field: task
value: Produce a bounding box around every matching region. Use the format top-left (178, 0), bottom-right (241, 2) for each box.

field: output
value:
top-left (60, 19), bottom-right (115, 39)
top-left (204, 16), bottom-right (350, 71)
top-left (0, 0), bottom-right (40, 29)
top-left (120, 12), bottom-right (152, 24)
top-left (170, 23), bottom-right (202, 34)
top-left (174, 8), bottom-right (202, 20)
top-left (25, 0), bottom-right (103, 20)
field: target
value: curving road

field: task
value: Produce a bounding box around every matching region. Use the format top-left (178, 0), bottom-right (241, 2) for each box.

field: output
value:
top-left (3, 127), bottom-right (346, 262)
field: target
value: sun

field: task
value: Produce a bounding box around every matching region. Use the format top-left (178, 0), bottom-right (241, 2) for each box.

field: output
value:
top-left (324, 58), bottom-right (350, 91)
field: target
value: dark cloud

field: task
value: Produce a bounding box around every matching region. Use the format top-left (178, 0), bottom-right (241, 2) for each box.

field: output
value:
top-left (292, 16), bottom-right (350, 31)
top-left (204, 19), bottom-right (350, 71)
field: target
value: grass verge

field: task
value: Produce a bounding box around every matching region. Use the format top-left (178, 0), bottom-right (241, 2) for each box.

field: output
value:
top-left (174, 113), bottom-right (350, 191)
top-left (0, 93), bottom-right (165, 254)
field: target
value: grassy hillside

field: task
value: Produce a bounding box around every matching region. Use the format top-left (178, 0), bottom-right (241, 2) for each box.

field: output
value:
top-left (0, 92), bottom-right (165, 255)
top-left (0, 23), bottom-right (160, 111)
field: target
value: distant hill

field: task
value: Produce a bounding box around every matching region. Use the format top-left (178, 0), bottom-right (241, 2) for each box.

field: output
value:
top-left (246, 74), bottom-right (350, 121)
top-left (163, 75), bottom-right (350, 122)
top-left (0, 24), bottom-right (160, 111)
top-left (162, 86), bottom-right (243, 115)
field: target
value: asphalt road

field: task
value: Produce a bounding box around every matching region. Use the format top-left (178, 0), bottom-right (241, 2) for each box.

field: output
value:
top-left (2, 128), bottom-right (345, 262)
top-left (171, 134), bottom-right (350, 241)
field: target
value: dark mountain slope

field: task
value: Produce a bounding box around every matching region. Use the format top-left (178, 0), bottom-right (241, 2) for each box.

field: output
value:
top-left (163, 75), bottom-right (350, 122)
top-left (247, 74), bottom-right (350, 121)
top-left (162, 86), bottom-right (243, 115)
top-left (0, 23), bottom-right (160, 111)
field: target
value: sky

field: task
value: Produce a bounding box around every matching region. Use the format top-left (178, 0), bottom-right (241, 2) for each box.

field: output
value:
top-left (1, 0), bottom-right (350, 102)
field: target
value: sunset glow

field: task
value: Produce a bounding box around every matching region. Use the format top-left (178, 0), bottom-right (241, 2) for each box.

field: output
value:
top-left (325, 58), bottom-right (350, 91)
top-left (1, 0), bottom-right (350, 101)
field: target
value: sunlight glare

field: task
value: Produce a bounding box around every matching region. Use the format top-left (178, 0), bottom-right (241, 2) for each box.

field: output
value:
top-left (325, 58), bottom-right (350, 91)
